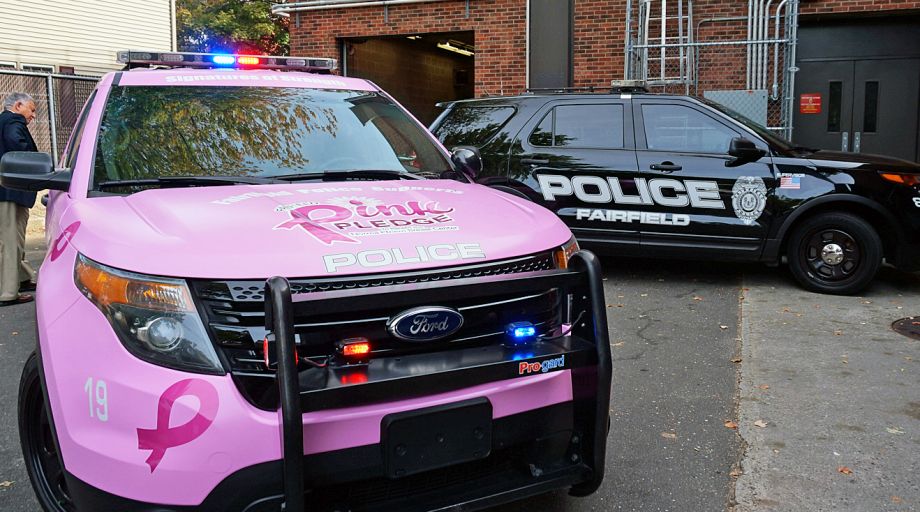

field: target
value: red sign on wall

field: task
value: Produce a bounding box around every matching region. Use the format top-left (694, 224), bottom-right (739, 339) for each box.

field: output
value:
top-left (800, 93), bottom-right (822, 114)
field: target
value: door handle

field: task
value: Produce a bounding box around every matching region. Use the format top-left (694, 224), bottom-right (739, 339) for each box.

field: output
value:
top-left (854, 132), bottom-right (861, 153)
top-left (649, 162), bottom-right (682, 172)
top-left (841, 132), bottom-right (849, 152)
top-left (521, 158), bottom-right (550, 166)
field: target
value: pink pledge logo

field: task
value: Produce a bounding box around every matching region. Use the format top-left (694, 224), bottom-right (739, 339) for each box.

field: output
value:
top-left (274, 198), bottom-right (454, 245)
top-left (137, 379), bottom-right (219, 473)
top-left (49, 221), bottom-right (80, 262)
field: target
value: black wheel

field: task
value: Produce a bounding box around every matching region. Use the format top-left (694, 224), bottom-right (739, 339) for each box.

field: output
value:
top-left (787, 212), bottom-right (882, 295)
top-left (19, 353), bottom-right (76, 512)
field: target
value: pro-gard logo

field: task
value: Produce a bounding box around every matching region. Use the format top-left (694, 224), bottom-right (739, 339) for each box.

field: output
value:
top-left (388, 306), bottom-right (464, 342)
top-left (518, 355), bottom-right (566, 375)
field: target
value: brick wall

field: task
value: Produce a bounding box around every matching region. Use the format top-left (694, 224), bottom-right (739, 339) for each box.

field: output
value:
top-left (288, 0), bottom-right (920, 98)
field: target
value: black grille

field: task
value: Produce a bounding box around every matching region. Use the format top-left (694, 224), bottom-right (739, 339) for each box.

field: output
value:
top-left (196, 252), bottom-right (557, 303)
top-left (190, 252), bottom-right (562, 408)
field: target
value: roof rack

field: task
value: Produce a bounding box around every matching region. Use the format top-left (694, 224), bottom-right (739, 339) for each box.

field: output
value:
top-left (116, 50), bottom-right (337, 73)
top-left (527, 80), bottom-right (649, 95)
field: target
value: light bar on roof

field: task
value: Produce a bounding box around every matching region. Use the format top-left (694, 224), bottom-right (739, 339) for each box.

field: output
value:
top-left (116, 50), bottom-right (337, 73)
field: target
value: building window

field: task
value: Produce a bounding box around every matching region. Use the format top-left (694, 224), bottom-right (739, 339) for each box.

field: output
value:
top-left (21, 64), bottom-right (54, 74)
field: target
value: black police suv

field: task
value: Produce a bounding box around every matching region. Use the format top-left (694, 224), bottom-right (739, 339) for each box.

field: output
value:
top-left (431, 88), bottom-right (920, 295)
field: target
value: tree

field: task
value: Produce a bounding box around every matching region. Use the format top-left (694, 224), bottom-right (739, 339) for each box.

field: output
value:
top-left (176, 0), bottom-right (290, 55)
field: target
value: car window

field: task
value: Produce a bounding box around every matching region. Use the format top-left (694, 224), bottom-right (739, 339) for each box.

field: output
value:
top-left (642, 104), bottom-right (737, 154)
top-left (529, 104), bottom-right (624, 149)
top-left (434, 105), bottom-right (515, 147)
top-left (91, 86), bottom-right (451, 189)
top-left (62, 90), bottom-right (96, 168)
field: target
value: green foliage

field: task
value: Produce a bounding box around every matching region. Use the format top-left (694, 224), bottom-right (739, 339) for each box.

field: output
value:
top-left (176, 0), bottom-right (290, 55)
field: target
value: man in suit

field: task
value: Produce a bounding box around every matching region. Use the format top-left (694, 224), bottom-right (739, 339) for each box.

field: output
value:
top-left (0, 92), bottom-right (38, 307)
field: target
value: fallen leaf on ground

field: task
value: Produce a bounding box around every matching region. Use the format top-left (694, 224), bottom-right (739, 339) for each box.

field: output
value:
top-left (729, 468), bottom-right (742, 477)
top-left (886, 427), bottom-right (905, 435)
top-left (724, 420), bottom-right (738, 429)
top-left (753, 419), bottom-right (768, 428)
top-left (837, 466), bottom-right (853, 475)
top-left (861, 300), bottom-right (872, 304)
top-left (757, 384), bottom-right (770, 390)
top-left (11, 331), bottom-right (18, 336)
top-left (834, 330), bottom-right (844, 336)
top-left (612, 341), bottom-right (625, 347)
top-left (640, 293), bottom-right (648, 297)
top-left (0, 481), bottom-right (12, 488)
top-left (892, 496), bottom-right (903, 504)
top-left (693, 296), bottom-right (704, 301)
top-left (660, 432), bottom-right (677, 439)
top-left (731, 357), bottom-right (742, 363)
top-left (720, 325), bottom-right (729, 330)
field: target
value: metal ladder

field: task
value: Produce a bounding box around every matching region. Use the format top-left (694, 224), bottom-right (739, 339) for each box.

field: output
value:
top-left (627, 0), bottom-right (695, 91)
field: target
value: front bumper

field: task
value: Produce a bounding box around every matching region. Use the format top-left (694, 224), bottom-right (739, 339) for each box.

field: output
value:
top-left (64, 401), bottom-right (589, 512)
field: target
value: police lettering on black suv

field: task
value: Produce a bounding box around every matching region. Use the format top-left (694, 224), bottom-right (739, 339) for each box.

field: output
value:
top-left (432, 85), bottom-right (920, 294)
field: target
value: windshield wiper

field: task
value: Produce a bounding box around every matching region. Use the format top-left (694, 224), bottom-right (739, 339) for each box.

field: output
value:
top-left (275, 170), bottom-right (420, 182)
top-left (97, 175), bottom-right (283, 190)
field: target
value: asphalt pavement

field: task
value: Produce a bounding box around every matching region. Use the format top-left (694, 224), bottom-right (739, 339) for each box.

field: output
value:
top-left (1, 231), bottom-right (918, 511)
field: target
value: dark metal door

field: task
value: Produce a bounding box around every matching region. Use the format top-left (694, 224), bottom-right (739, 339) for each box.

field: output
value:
top-left (794, 61), bottom-right (854, 153)
top-left (852, 58), bottom-right (920, 161)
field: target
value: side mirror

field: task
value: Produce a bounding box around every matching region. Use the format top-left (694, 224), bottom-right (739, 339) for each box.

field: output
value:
top-left (0, 152), bottom-right (71, 191)
top-left (726, 138), bottom-right (766, 168)
top-left (450, 146), bottom-right (483, 180)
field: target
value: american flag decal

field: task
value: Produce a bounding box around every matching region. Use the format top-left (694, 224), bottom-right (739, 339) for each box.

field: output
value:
top-left (779, 175), bottom-right (801, 189)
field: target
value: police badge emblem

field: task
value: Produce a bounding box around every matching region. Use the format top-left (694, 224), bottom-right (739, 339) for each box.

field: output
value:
top-left (731, 176), bottom-right (767, 225)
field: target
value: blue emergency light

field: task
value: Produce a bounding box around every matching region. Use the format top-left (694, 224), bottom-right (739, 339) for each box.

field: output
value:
top-left (505, 321), bottom-right (537, 345)
top-left (211, 55), bottom-right (236, 66)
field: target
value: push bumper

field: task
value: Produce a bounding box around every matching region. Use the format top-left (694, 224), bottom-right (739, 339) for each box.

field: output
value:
top-left (265, 250), bottom-right (612, 511)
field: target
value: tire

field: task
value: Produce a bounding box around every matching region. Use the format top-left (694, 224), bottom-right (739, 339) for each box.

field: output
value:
top-left (786, 212), bottom-right (882, 295)
top-left (19, 353), bottom-right (76, 512)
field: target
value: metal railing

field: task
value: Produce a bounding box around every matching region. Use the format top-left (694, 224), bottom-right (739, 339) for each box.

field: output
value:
top-left (0, 69), bottom-right (99, 165)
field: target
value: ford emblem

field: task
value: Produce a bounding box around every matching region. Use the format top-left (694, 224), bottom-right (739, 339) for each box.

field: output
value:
top-left (388, 306), bottom-right (464, 342)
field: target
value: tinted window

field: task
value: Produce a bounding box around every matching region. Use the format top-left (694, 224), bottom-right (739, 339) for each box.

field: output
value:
top-left (92, 86), bottom-right (450, 189)
top-left (529, 110), bottom-right (554, 146)
top-left (529, 104), bottom-right (624, 148)
top-left (63, 90), bottom-right (96, 168)
top-left (435, 106), bottom-right (515, 147)
top-left (555, 104), bottom-right (624, 148)
top-left (642, 104), bottom-right (736, 154)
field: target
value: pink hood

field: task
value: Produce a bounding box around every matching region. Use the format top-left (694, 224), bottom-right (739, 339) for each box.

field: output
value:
top-left (64, 180), bottom-right (571, 279)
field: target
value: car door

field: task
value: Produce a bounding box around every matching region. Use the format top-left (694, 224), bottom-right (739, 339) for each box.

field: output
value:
top-left (509, 98), bottom-right (642, 250)
top-left (633, 99), bottom-right (775, 259)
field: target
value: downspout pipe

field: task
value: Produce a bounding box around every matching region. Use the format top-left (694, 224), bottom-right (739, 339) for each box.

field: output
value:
top-left (771, 0), bottom-right (788, 99)
top-left (746, 0), bottom-right (753, 89)
top-left (273, 0), bottom-right (451, 15)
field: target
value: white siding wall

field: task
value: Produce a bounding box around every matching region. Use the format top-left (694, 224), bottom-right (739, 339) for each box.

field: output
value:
top-left (0, 0), bottom-right (175, 76)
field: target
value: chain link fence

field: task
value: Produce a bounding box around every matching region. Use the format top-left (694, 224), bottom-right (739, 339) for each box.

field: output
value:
top-left (0, 70), bottom-right (99, 164)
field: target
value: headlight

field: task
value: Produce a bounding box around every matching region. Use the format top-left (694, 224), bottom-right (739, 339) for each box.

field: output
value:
top-left (554, 236), bottom-right (580, 269)
top-left (75, 254), bottom-right (224, 375)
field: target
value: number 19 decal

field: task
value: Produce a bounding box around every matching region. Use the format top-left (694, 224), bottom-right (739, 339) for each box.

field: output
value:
top-left (84, 378), bottom-right (109, 422)
top-left (913, 197), bottom-right (920, 208)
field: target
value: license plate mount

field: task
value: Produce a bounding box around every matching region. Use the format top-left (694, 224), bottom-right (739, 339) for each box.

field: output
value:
top-left (382, 397), bottom-right (492, 479)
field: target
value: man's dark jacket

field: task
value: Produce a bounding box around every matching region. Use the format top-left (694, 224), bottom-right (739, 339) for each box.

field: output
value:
top-left (0, 110), bottom-right (38, 208)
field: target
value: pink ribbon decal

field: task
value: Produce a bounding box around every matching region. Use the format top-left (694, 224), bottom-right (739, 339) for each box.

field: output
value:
top-left (137, 379), bottom-right (219, 473)
top-left (274, 204), bottom-right (359, 245)
top-left (49, 221), bottom-right (80, 262)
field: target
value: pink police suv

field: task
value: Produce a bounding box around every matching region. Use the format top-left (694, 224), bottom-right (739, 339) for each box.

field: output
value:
top-left (2, 51), bottom-right (611, 511)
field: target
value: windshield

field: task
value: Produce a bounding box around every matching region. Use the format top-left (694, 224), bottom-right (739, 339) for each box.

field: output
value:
top-left (698, 97), bottom-right (795, 153)
top-left (92, 86), bottom-right (451, 189)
